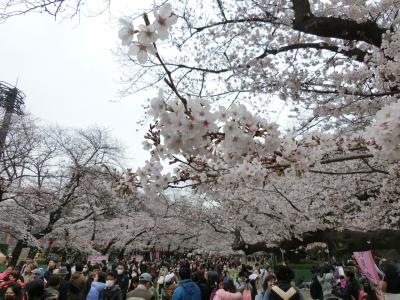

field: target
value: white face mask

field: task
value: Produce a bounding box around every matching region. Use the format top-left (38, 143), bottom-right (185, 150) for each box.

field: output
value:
top-left (105, 280), bottom-right (114, 288)
top-left (117, 270), bottom-right (123, 275)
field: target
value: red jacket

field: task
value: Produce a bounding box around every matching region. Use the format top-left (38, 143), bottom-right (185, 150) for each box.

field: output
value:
top-left (0, 280), bottom-right (25, 288)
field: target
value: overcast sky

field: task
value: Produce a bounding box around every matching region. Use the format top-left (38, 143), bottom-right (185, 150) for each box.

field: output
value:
top-left (0, 1), bottom-right (154, 167)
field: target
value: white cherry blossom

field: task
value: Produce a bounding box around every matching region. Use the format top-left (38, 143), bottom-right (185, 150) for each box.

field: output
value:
top-left (118, 18), bottom-right (135, 46)
top-left (129, 42), bottom-right (156, 64)
top-left (153, 3), bottom-right (178, 40)
top-left (137, 24), bottom-right (158, 44)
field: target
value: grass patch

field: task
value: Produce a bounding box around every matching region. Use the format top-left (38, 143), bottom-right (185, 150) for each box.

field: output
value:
top-left (290, 263), bottom-right (313, 284)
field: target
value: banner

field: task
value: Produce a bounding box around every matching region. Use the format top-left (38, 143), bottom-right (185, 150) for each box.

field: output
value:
top-left (87, 255), bottom-right (108, 262)
top-left (353, 251), bottom-right (384, 300)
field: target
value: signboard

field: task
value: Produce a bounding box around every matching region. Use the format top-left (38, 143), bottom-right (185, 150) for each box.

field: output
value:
top-left (87, 255), bottom-right (108, 262)
top-left (353, 251), bottom-right (384, 300)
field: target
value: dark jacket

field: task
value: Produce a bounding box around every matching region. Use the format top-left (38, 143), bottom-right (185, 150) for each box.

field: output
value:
top-left (40, 287), bottom-right (59, 300)
top-left (25, 278), bottom-right (45, 300)
top-left (333, 279), bottom-right (361, 300)
top-left (68, 272), bottom-right (87, 300)
top-left (58, 280), bottom-right (71, 300)
top-left (44, 269), bottom-right (55, 282)
top-left (83, 277), bottom-right (94, 300)
top-left (194, 282), bottom-right (209, 300)
top-left (99, 286), bottom-right (123, 300)
top-left (117, 273), bottom-right (129, 297)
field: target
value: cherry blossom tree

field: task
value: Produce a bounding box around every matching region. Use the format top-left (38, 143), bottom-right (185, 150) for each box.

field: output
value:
top-left (0, 124), bottom-right (127, 264)
top-left (3, 0), bottom-right (400, 256)
top-left (0, 116), bottom-right (224, 261)
top-left (116, 1), bottom-right (400, 254)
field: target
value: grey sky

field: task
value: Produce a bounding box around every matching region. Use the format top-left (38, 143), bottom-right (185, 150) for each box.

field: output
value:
top-left (0, 0), bottom-right (296, 170)
top-left (0, 1), bottom-right (153, 167)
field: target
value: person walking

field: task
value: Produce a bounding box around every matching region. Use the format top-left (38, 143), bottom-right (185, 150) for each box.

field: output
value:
top-left (126, 273), bottom-right (153, 300)
top-left (263, 266), bottom-right (304, 300)
top-left (332, 271), bottom-right (363, 300)
top-left (44, 260), bottom-right (57, 282)
top-left (116, 264), bottom-right (129, 300)
top-left (3, 283), bottom-right (23, 300)
top-left (379, 262), bottom-right (400, 300)
top-left (171, 266), bottom-right (201, 300)
top-left (24, 269), bottom-right (45, 300)
top-left (68, 263), bottom-right (87, 300)
top-left (214, 278), bottom-right (242, 300)
top-left (317, 265), bottom-right (338, 300)
top-left (86, 272), bottom-right (107, 300)
top-left (99, 273), bottom-right (123, 300)
top-left (40, 275), bottom-right (61, 300)
top-left (53, 267), bottom-right (70, 300)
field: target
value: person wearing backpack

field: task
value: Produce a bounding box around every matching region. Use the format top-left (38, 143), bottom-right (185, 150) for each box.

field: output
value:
top-left (263, 266), bottom-right (304, 300)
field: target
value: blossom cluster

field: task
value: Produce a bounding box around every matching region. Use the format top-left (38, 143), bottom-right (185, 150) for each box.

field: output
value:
top-left (147, 93), bottom-right (286, 163)
top-left (119, 3), bottom-right (400, 202)
top-left (136, 158), bottom-right (171, 196)
top-left (366, 101), bottom-right (400, 161)
top-left (118, 3), bottom-right (177, 63)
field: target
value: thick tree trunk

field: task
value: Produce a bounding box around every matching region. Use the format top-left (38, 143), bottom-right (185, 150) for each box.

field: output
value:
top-left (232, 229), bottom-right (400, 255)
top-left (101, 239), bottom-right (116, 255)
top-left (9, 239), bottom-right (25, 266)
top-left (118, 248), bottom-right (126, 260)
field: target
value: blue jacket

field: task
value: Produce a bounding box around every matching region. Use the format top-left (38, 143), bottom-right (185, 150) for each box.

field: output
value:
top-left (172, 279), bottom-right (201, 300)
top-left (87, 281), bottom-right (106, 300)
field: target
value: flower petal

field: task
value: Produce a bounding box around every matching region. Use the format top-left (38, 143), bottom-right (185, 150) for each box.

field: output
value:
top-left (137, 50), bottom-right (148, 64)
top-left (157, 28), bottom-right (169, 40)
top-left (159, 3), bottom-right (172, 18)
top-left (128, 44), bottom-right (139, 55)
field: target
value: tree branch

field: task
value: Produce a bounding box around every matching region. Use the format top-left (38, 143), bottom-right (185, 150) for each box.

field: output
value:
top-left (291, 0), bottom-right (387, 47)
top-left (258, 42), bottom-right (367, 62)
top-left (232, 228), bottom-right (400, 255)
top-left (215, 0), bottom-right (227, 21)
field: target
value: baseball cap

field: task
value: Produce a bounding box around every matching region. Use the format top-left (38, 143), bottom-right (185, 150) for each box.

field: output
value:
top-left (32, 268), bottom-right (45, 277)
top-left (139, 272), bottom-right (152, 282)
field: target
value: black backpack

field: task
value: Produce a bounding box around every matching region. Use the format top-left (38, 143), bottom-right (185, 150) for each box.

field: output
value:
top-left (309, 277), bottom-right (323, 299)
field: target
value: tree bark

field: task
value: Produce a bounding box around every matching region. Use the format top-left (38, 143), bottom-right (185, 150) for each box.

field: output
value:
top-left (9, 239), bottom-right (25, 266)
top-left (101, 238), bottom-right (117, 255)
top-left (291, 0), bottom-right (386, 47)
top-left (28, 247), bottom-right (38, 259)
top-left (232, 229), bottom-right (400, 255)
top-left (118, 247), bottom-right (126, 260)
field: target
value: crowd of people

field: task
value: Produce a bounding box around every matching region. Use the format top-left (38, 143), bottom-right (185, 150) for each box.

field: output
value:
top-left (0, 255), bottom-right (399, 300)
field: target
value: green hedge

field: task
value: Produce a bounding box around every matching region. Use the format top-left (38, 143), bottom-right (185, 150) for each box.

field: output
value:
top-left (290, 263), bottom-right (313, 284)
